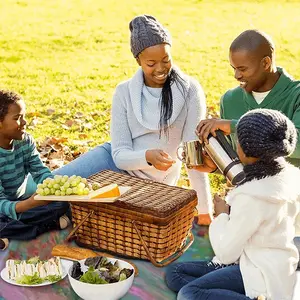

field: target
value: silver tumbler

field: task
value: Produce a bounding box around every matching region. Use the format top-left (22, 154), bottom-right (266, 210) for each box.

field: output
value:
top-left (177, 140), bottom-right (203, 168)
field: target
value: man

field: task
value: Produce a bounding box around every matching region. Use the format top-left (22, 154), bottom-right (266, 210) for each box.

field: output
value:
top-left (196, 29), bottom-right (300, 267)
top-left (197, 29), bottom-right (300, 167)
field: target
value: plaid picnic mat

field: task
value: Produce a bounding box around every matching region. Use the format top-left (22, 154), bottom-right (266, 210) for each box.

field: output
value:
top-left (0, 226), bottom-right (213, 300)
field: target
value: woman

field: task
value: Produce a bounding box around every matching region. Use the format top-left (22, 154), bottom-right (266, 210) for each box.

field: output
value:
top-left (54, 15), bottom-right (214, 224)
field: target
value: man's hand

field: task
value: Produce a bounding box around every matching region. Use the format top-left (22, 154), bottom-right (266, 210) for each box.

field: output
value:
top-left (15, 194), bottom-right (51, 213)
top-left (213, 194), bottom-right (230, 217)
top-left (146, 149), bottom-right (176, 171)
top-left (196, 118), bottom-right (232, 144)
top-left (191, 150), bottom-right (218, 173)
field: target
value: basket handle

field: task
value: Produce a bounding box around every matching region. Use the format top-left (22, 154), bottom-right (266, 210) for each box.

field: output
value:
top-left (66, 210), bottom-right (94, 242)
top-left (132, 221), bottom-right (194, 267)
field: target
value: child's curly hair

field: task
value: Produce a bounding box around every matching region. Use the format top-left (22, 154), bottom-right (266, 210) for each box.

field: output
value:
top-left (0, 90), bottom-right (22, 121)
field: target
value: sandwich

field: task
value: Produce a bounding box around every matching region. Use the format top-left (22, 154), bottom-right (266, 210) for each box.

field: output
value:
top-left (6, 256), bottom-right (63, 284)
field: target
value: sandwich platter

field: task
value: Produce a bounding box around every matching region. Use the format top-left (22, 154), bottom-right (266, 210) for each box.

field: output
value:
top-left (0, 257), bottom-right (72, 287)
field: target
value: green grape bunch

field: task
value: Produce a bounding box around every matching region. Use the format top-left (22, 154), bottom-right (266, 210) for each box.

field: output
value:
top-left (36, 175), bottom-right (90, 196)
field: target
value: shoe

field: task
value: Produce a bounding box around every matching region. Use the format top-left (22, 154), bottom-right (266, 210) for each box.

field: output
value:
top-left (0, 238), bottom-right (9, 250)
top-left (59, 215), bottom-right (71, 230)
top-left (194, 213), bottom-right (212, 226)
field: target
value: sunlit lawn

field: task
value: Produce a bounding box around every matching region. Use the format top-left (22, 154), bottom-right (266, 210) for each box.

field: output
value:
top-left (0, 0), bottom-right (299, 190)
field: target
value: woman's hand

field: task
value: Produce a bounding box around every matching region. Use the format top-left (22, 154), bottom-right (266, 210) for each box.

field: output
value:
top-left (146, 149), bottom-right (176, 171)
top-left (196, 118), bottom-right (231, 144)
top-left (213, 194), bottom-right (230, 217)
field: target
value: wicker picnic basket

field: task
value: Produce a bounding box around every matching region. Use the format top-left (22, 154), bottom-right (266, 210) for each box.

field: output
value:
top-left (66, 170), bottom-right (197, 267)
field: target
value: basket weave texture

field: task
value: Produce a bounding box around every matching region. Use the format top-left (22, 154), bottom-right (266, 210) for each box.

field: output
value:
top-left (70, 170), bottom-right (197, 263)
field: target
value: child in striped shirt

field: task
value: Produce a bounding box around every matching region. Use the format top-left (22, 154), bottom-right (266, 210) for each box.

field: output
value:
top-left (0, 90), bottom-right (70, 245)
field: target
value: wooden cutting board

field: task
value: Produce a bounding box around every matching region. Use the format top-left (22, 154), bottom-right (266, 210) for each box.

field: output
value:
top-left (34, 186), bottom-right (131, 203)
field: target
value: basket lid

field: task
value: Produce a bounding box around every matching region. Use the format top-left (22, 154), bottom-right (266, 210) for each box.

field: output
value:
top-left (88, 170), bottom-right (197, 218)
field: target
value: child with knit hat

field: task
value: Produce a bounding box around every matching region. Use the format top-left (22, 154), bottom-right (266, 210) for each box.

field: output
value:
top-left (166, 108), bottom-right (300, 300)
top-left (50, 15), bottom-right (213, 225)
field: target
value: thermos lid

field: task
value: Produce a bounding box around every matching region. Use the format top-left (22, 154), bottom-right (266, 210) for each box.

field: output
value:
top-left (232, 172), bottom-right (246, 185)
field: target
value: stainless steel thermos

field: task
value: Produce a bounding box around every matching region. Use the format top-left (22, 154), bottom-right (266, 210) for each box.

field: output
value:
top-left (204, 131), bottom-right (245, 185)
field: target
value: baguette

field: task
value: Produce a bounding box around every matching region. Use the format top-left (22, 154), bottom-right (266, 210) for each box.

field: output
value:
top-left (51, 245), bottom-right (99, 260)
top-left (51, 245), bottom-right (139, 275)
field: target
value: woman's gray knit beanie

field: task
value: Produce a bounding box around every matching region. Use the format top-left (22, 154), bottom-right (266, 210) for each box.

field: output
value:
top-left (129, 15), bottom-right (171, 58)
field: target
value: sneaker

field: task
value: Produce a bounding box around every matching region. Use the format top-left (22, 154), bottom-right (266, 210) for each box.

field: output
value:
top-left (59, 215), bottom-right (71, 230)
top-left (194, 213), bottom-right (212, 226)
top-left (0, 238), bottom-right (9, 250)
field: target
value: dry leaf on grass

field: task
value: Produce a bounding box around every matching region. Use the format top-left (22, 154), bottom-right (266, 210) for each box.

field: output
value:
top-left (74, 112), bottom-right (84, 118)
top-left (79, 133), bottom-right (88, 139)
top-left (64, 119), bottom-right (75, 127)
top-left (47, 108), bottom-right (55, 115)
top-left (37, 136), bottom-right (89, 170)
top-left (28, 117), bottom-right (40, 129)
top-left (82, 122), bottom-right (93, 130)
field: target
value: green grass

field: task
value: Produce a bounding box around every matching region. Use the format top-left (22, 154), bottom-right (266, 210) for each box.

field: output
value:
top-left (1, 0), bottom-right (300, 191)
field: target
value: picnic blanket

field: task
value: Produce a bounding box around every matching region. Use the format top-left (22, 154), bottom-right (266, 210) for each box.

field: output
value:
top-left (0, 226), bottom-right (213, 300)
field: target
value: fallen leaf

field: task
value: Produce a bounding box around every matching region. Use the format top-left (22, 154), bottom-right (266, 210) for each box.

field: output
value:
top-left (50, 144), bottom-right (63, 151)
top-left (65, 119), bottom-right (74, 127)
top-left (72, 140), bottom-right (89, 146)
top-left (79, 133), bottom-right (88, 139)
top-left (82, 122), bottom-right (93, 130)
top-left (74, 112), bottom-right (84, 118)
top-left (48, 151), bottom-right (64, 160)
top-left (28, 117), bottom-right (39, 128)
top-left (47, 108), bottom-right (55, 115)
top-left (26, 112), bottom-right (41, 118)
top-left (74, 119), bottom-right (82, 125)
top-left (49, 159), bottom-right (65, 170)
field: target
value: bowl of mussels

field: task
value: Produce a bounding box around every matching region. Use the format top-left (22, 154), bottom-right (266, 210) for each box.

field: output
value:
top-left (68, 256), bottom-right (135, 300)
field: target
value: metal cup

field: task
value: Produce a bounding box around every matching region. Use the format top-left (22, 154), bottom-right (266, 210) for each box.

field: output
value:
top-left (177, 140), bottom-right (203, 167)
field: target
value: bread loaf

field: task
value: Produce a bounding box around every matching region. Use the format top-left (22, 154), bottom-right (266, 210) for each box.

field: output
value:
top-left (51, 245), bottom-right (139, 275)
top-left (51, 245), bottom-right (99, 260)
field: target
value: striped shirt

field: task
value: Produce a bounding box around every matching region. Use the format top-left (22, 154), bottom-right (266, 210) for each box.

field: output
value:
top-left (0, 133), bottom-right (52, 220)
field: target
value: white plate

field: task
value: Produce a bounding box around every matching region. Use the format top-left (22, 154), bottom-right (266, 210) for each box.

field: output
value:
top-left (0, 259), bottom-right (72, 287)
top-left (34, 186), bottom-right (131, 203)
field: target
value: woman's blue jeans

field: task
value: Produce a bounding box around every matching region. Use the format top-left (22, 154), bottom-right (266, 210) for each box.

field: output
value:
top-left (54, 142), bottom-right (125, 177)
top-left (165, 261), bottom-right (253, 300)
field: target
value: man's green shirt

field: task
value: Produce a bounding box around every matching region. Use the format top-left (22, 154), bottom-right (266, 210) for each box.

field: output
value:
top-left (221, 67), bottom-right (300, 166)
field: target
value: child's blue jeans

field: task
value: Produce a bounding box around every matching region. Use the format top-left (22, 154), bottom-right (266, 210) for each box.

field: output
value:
top-left (0, 201), bottom-right (69, 240)
top-left (165, 260), bottom-right (253, 300)
top-left (8, 142), bottom-right (122, 241)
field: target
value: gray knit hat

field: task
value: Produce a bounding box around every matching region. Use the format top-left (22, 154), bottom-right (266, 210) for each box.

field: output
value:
top-left (237, 109), bottom-right (297, 159)
top-left (129, 15), bottom-right (172, 58)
